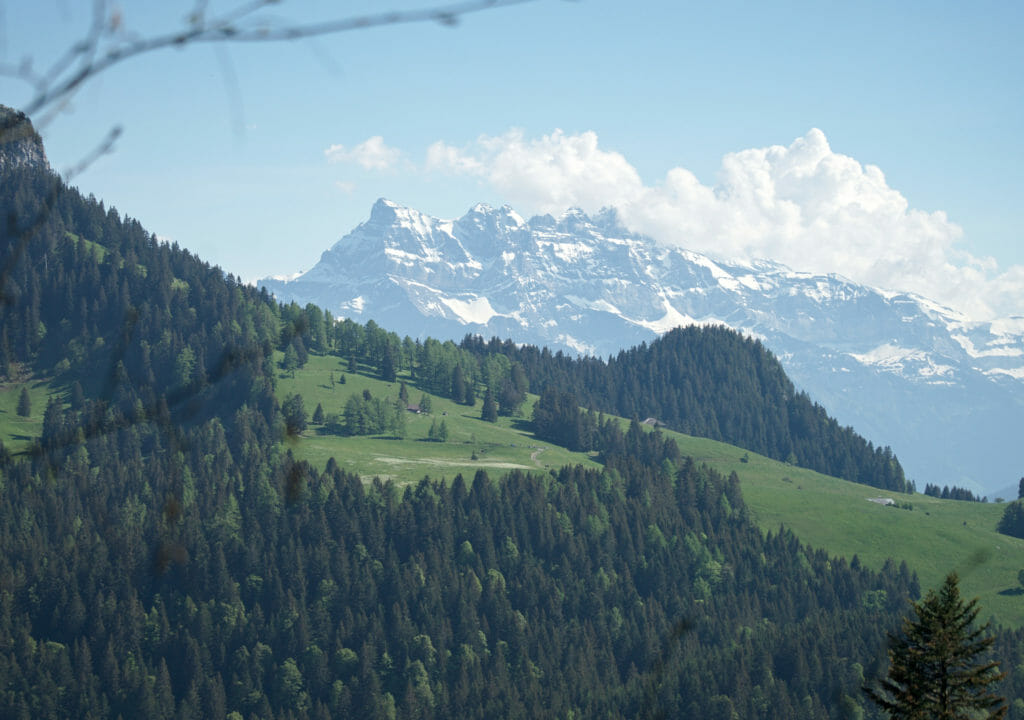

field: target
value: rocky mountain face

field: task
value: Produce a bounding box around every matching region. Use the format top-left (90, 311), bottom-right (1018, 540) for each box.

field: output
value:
top-left (0, 106), bottom-right (49, 171)
top-left (262, 199), bottom-right (1024, 495)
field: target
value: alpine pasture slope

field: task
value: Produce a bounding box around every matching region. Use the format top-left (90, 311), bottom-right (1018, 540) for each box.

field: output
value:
top-left (262, 199), bottom-right (1024, 498)
top-left (274, 352), bottom-right (1024, 629)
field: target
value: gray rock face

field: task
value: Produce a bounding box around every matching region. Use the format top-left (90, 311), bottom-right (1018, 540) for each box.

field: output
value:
top-left (262, 199), bottom-right (1024, 495)
top-left (0, 106), bottom-right (49, 172)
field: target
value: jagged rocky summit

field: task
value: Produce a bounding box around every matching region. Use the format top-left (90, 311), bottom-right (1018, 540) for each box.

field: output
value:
top-left (0, 105), bottom-right (49, 171)
top-left (262, 198), bottom-right (1024, 496)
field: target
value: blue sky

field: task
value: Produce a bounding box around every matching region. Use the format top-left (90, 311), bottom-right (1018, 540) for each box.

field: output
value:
top-left (3, 0), bottom-right (1022, 319)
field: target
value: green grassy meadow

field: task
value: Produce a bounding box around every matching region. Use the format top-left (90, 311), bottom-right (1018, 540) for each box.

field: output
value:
top-left (274, 353), bottom-right (602, 485)
top-left (2, 350), bottom-right (1020, 627)
top-left (277, 352), bottom-right (1024, 627)
top-left (0, 373), bottom-right (51, 455)
top-left (659, 430), bottom-right (1024, 628)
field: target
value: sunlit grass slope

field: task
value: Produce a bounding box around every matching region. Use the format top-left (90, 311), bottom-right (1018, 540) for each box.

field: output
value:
top-left (658, 429), bottom-right (1024, 628)
top-left (274, 353), bottom-right (601, 485)
top-left (0, 375), bottom-right (52, 455)
top-left (278, 352), bottom-right (1024, 628)
top-left (5, 353), bottom-right (1013, 626)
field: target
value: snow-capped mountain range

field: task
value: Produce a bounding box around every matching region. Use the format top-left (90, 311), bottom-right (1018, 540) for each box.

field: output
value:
top-left (261, 198), bottom-right (1024, 495)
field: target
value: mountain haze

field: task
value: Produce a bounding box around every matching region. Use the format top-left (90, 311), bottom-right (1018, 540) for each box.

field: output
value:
top-left (263, 199), bottom-right (1024, 495)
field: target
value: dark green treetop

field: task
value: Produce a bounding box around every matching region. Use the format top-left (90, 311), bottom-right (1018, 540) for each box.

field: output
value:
top-left (866, 572), bottom-right (1006, 719)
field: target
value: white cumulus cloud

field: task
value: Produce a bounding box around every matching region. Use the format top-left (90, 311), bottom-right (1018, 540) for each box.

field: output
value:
top-left (426, 128), bottom-right (1020, 321)
top-left (426, 129), bottom-right (645, 214)
top-left (325, 136), bottom-right (402, 171)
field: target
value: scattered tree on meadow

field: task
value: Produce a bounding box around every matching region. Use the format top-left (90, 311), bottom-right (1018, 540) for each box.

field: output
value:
top-left (281, 393), bottom-right (307, 436)
top-left (996, 501), bottom-right (1024, 540)
top-left (282, 344), bottom-right (299, 378)
top-left (427, 418), bottom-right (448, 442)
top-left (311, 402), bottom-right (324, 425)
top-left (323, 412), bottom-right (344, 435)
top-left (392, 398), bottom-right (408, 439)
top-left (865, 572), bottom-right (1006, 719)
top-left (481, 389), bottom-right (498, 422)
top-left (16, 386), bottom-right (31, 417)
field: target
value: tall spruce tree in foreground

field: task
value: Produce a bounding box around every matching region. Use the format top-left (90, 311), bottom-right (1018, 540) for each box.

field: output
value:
top-left (866, 572), bottom-right (1006, 719)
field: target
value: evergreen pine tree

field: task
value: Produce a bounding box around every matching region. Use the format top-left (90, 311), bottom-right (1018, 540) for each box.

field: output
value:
top-left (996, 501), bottom-right (1024, 539)
top-left (381, 346), bottom-right (397, 382)
top-left (427, 418), bottom-right (448, 442)
top-left (282, 344), bottom-right (299, 378)
top-left (292, 336), bottom-right (309, 368)
top-left (451, 365), bottom-right (466, 404)
top-left (282, 393), bottom-right (308, 436)
top-left (391, 399), bottom-right (407, 439)
top-left (16, 386), bottom-right (31, 417)
top-left (481, 390), bottom-right (498, 422)
top-left (70, 380), bottom-right (85, 410)
top-left (865, 572), bottom-right (1006, 719)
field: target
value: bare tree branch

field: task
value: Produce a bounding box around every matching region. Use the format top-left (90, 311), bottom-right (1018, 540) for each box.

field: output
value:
top-left (2, 0), bottom-right (540, 126)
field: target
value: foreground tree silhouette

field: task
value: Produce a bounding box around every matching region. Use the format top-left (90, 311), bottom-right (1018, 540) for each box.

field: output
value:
top-left (865, 572), bottom-right (1006, 719)
top-left (1, 0), bottom-right (540, 179)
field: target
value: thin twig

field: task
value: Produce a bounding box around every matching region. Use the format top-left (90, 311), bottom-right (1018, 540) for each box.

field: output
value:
top-left (4, 0), bottom-right (539, 123)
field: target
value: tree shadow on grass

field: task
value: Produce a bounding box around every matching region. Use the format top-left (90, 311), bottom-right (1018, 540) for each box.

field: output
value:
top-left (509, 418), bottom-right (533, 434)
top-left (997, 587), bottom-right (1024, 596)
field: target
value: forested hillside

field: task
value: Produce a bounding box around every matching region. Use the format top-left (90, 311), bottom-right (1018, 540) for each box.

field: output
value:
top-left (460, 332), bottom-right (910, 492)
top-left (250, 303), bottom-right (909, 492)
top-left (0, 162), bottom-right (280, 427)
top-left (3, 157), bottom-right (1021, 718)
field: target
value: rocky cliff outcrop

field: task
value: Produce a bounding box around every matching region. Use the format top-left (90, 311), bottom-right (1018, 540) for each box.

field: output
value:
top-left (0, 105), bottom-right (49, 171)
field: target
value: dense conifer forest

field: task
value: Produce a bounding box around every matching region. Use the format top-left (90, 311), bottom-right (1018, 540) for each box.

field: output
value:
top-left (459, 334), bottom-right (911, 493)
top-left (2, 160), bottom-right (1021, 717)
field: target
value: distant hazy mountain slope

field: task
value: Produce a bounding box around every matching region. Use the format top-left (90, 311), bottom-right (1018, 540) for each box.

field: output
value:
top-left (262, 199), bottom-right (1024, 494)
